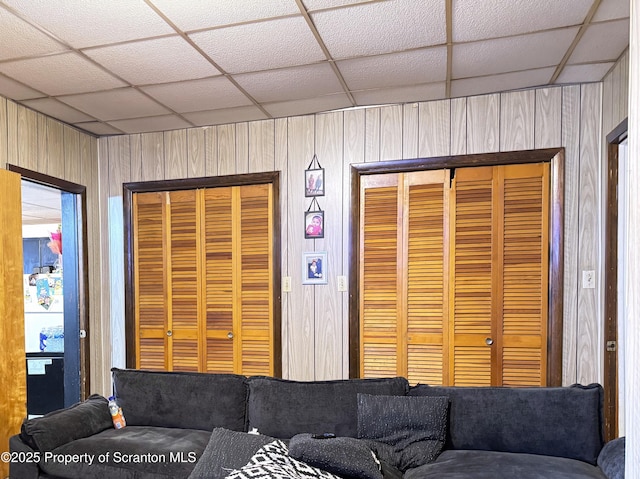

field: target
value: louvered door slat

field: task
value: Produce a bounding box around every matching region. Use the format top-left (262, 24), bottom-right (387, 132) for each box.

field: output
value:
top-left (501, 163), bottom-right (549, 385)
top-left (239, 184), bottom-right (273, 375)
top-left (134, 192), bottom-right (168, 370)
top-left (360, 175), bottom-right (400, 378)
top-left (203, 187), bottom-right (235, 372)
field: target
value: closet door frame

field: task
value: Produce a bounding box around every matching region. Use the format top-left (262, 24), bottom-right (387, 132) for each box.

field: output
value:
top-left (349, 148), bottom-right (564, 386)
top-left (123, 171), bottom-right (281, 376)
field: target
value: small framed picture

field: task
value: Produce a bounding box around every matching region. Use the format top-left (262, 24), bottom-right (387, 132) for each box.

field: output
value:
top-left (305, 168), bottom-right (325, 197)
top-left (304, 210), bottom-right (324, 239)
top-left (302, 251), bottom-right (328, 285)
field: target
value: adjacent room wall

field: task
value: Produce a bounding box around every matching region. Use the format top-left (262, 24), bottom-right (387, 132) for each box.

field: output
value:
top-left (98, 83), bottom-right (604, 389)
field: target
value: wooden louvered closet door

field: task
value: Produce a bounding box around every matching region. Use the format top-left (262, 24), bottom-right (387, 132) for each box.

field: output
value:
top-left (359, 162), bottom-right (549, 386)
top-left (132, 184), bottom-right (275, 375)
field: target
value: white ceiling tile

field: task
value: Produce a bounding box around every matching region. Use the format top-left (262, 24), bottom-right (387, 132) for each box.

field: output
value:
top-left (556, 62), bottom-right (616, 83)
top-left (107, 115), bottom-right (192, 134)
top-left (263, 93), bottom-right (352, 118)
top-left (2, 0), bottom-right (174, 48)
top-left (338, 47), bottom-right (446, 91)
top-left (451, 67), bottom-right (556, 98)
top-left (452, 28), bottom-right (579, 79)
top-left (0, 52), bottom-right (127, 96)
top-left (141, 77), bottom-right (253, 113)
top-left (190, 17), bottom-right (325, 73)
top-left (312, 0), bottom-right (446, 59)
top-left (453, 0), bottom-right (592, 42)
top-left (72, 121), bottom-right (124, 136)
top-left (58, 88), bottom-right (171, 121)
top-left (233, 63), bottom-right (343, 103)
top-left (84, 36), bottom-right (221, 86)
top-left (182, 106), bottom-right (268, 126)
top-left (593, 0), bottom-right (629, 22)
top-left (150, 0), bottom-right (300, 30)
top-left (569, 19), bottom-right (629, 64)
top-left (0, 7), bottom-right (68, 61)
top-left (304, 0), bottom-right (378, 10)
top-left (21, 98), bottom-right (95, 123)
top-left (0, 74), bottom-right (43, 100)
top-left (352, 82), bottom-right (446, 106)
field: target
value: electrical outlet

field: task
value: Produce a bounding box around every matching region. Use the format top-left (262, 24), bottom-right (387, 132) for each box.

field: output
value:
top-left (282, 276), bottom-right (292, 292)
top-left (582, 270), bottom-right (595, 289)
top-left (337, 275), bottom-right (347, 292)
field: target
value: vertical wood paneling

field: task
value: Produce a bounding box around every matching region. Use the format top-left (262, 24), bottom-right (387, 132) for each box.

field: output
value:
top-left (274, 118), bottom-right (289, 378)
top-left (249, 120), bottom-right (275, 173)
top-left (236, 123), bottom-right (249, 174)
top-left (467, 94), bottom-right (500, 154)
top-left (535, 87), bottom-right (562, 148)
top-left (365, 108), bottom-right (380, 162)
top-left (140, 132), bottom-right (164, 181)
top-left (402, 103), bottom-right (419, 159)
top-left (500, 90), bottom-right (535, 151)
top-left (18, 106), bottom-right (38, 171)
top-left (204, 126), bottom-right (218, 176)
top-left (130, 134), bottom-right (143, 182)
top-left (611, 60), bottom-right (621, 128)
top-left (314, 111), bottom-right (343, 380)
top-left (621, 50), bottom-right (629, 120)
top-left (64, 126), bottom-right (81, 184)
top-left (451, 98), bottom-right (467, 155)
top-left (164, 129), bottom-right (187, 180)
top-left (379, 105), bottom-right (403, 161)
top-left (344, 109), bottom-right (365, 165)
top-left (419, 99), bottom-right (451, 157)
top-left (6, 100), bottom-right (18, 165)
top-left (44, 117), bottom-right (65, 178)
top-left (218, 124), bottom-right (236, 175)
top-left (287, 115), bottom-right (315, 380)
top-left (561, 85), bottom-right (581, 385)
top-left (187, 128), bottom-right (206, 178)
top-left (0, 97), bottom-right (7, 168)
top-left (576, 83), bottom-right (602, 385)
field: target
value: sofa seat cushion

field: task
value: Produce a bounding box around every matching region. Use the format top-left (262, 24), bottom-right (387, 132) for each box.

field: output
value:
top-left (247, 376), bottom-right (408, 438)
top-left (39, 426), bottom-right (209, 479)
top-left (403, 450), bottom-right (608, 479)
top-left (112, 368), bottom-right (248, 431)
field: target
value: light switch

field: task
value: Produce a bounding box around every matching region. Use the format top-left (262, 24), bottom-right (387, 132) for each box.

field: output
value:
top-left (582, 270), bottom-right (595, 289)
top-left (283, 276), bottom-right (292, 292)
top-left (337, 275), bottom-right (347, 292)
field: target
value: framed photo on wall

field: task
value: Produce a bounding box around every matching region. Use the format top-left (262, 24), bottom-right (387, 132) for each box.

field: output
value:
top-left (304, 210), bottom-right (324, 239)
top-left (302, 251), bottom-right (327, 285)
top-left (305, 168), bottom-right (325, 197)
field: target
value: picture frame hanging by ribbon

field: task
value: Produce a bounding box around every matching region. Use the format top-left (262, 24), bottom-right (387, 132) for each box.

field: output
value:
top-left (304, 154), bottom-right (324, 197)
top-left (304, 197), bottom-right (324, 239)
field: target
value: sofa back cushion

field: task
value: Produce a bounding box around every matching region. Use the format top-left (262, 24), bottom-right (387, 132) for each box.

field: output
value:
top-left (247, 376), bottom-right (408, 438)
top-left (408, 383), bottom-right (604, 465)
top-left (111, 368), bottom-right (247, 431)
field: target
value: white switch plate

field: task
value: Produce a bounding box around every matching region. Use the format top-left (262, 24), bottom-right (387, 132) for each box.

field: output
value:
top-left (282, 276), bottom-right (292, 292)
top-left (337, 275), bottom-right (347, 291)
top-left (582, 270), bottom-right (595, 289)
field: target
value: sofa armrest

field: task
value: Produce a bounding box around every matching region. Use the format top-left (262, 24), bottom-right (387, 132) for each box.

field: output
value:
top-left (597, 437), bottom-right (625, 479)
top-left (20, 394), bottom-right (113, 452)
top-left (9, 434), bottom-right (41, 479)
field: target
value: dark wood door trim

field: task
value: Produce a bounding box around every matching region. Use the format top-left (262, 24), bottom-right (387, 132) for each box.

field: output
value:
top-left (349, 148), bottom-right (565, 386)
top-left (604, 118), bottom-right (627, 441)
top-left (123, 171), bottom-right (282, 377)
top-left (6, 163), bottom-right (91, 400)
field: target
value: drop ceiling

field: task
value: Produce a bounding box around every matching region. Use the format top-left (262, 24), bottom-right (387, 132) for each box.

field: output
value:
top-left (0, 0), bottom-right (629, 137)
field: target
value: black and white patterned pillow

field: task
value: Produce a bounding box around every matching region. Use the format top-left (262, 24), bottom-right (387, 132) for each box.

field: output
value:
top-left (225, 440), bottom-right (342, 479)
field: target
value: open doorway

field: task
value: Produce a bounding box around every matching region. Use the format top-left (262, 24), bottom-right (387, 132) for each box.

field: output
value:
top-left (9, 164), bottom-right (89, 416)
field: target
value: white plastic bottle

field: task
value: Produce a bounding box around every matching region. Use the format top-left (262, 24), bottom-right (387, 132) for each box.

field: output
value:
top-left (108, 396), bottom-right (126, 429)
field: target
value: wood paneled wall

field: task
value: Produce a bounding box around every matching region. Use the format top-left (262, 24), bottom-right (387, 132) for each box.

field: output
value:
top-left (99, 84), bottom-right (604, 387)
top-left (0, 99), bottom-right (102, 393)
